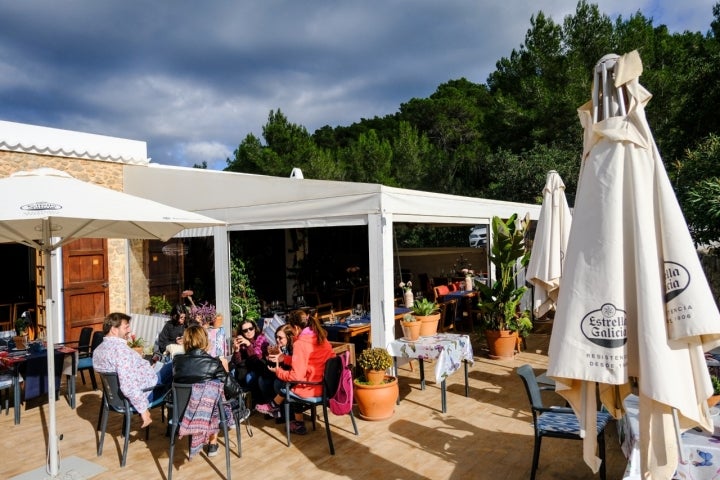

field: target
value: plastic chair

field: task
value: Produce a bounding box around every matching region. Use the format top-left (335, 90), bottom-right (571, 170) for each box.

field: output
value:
top-left (0, 370), bottom-right (13, 415)
top-left (433, 285), bottom-right (450, 302)
top-left (167, 382), bottom-right (233, 480)
top-left (78, 331), bottom-right (104, 390)
top-left (96, 371), bottom-right (168, 467)
top-left (283, 355), bottom-right (359, 454)
top-left (516, 364), bottom-right (612, 480)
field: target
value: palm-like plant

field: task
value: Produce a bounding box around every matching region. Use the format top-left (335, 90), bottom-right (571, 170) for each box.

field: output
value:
top-left (476, 213), bottom-right (533, 336)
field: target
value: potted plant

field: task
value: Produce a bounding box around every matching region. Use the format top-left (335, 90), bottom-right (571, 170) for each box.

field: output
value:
top-left (709, 375), bottom-right (720, 407)
top-left (353, 347), bottom-right (399, 421)
top-left (14, 316), bottom-right (29, 336)
top-left (475, 214), bottom-right (533, 360)
top-left (411, 297), bottom-right (441, 337)
top-left (400, 313), bottom-right (421, 341)
top-left (148, 295), bottom-right (172, 315)
top-left (13, 316), bottom-right (30, 349)
top-left (127, 334), bottom-right (145, 355)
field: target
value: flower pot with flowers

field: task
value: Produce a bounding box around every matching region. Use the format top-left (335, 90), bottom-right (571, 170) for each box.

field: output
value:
top-left (411, 297), bottom-right (441, 337)
top-left (354, 347), bottom-right (399, 421)
top-left (127, 334), bottom-right (146, 355)
top-left (399, 281), bottom-right (413, 308)
top-left (461, 268), bottom-right (474, 291)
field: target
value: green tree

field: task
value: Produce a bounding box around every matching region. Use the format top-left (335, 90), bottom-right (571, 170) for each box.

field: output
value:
top-left (341, 130), bottom-right (394, 185)
top-left (674, 134), bottom-right (720, 244)
top-left (229, 240), bottom-right (261, 330)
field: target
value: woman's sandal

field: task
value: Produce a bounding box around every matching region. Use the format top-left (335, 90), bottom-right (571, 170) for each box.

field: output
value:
top-left (290, 421), bottom-right (307, 435)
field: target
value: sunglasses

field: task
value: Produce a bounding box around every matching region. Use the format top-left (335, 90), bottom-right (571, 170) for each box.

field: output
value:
top-left (241, 326), bottom-right (255, 333)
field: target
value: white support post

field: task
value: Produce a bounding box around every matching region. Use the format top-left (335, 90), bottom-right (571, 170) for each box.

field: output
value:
top-left (368, 212), bottom-right (395, 349)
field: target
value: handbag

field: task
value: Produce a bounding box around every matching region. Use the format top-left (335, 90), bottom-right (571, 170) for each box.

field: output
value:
top-left (223, 371), bottom-right (242, 399)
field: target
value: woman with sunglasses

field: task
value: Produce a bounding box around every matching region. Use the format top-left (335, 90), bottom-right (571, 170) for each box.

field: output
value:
top-left (230, 319), bottom-right (270, 404)
top-left (255, 311), bottom-right (334, 435)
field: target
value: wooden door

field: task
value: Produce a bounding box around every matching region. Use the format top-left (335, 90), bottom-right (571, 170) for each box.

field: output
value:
top-left (63, 238), bottom-right (109, 342)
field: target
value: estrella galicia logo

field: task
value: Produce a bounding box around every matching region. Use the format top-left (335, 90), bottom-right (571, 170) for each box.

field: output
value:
top-left (664, 261), bottom-right (690, 303)
top-left (581, 303), bottom-right (627, 348)
top-left (21, 202), bottom-right (62, 212)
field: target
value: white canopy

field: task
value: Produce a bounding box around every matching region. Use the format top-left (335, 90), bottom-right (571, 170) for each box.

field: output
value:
top-left (124, 163), bottom-right (541, 348)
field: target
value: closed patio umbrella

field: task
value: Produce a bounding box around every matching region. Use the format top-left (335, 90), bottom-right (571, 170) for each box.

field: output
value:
top-left (547, 50), bottom-right (720, 479)
top-left (526, 170), bottom-right (572, 319)
top-left (0, 167), bottom-right (225, 477)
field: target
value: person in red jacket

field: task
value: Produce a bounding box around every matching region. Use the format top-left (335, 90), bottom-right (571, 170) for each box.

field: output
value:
top-left (255, 310), bottom-right (334, 435)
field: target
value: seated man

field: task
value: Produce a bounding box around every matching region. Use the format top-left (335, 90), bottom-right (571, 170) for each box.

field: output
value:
top-left (93, 312), bottom-right (172, 428)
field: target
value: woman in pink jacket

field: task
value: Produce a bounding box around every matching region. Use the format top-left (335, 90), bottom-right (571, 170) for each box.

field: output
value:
top-left (255, 311), bottom-right (334, 435)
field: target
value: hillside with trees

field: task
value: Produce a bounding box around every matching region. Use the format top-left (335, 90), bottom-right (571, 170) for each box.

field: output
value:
top-left (225, 1), bottom-right (720, 246)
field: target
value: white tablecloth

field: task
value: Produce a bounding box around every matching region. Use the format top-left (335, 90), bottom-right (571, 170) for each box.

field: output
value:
top-left (387, 333), bottom-right (474, 384)
top-left (621, 394), bottom-right (720, 480)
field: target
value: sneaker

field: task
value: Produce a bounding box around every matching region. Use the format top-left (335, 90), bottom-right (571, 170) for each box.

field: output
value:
top-left (255, 402), bottom-right (280, 418)
top-left (237, 406), bottom-right (251, 423)
top-left (206, 443), bottom-right (219, 457)
top-left (290, 421), bottom-right (307, 435)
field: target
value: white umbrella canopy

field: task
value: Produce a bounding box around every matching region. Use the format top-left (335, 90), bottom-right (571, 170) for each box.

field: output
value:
top-left (0, 167), bottom-right (224, 477)
top-left (526, 170), bottom-right (572, 319)
top-left (0, 168), bottom-right (222, 248)
top-left (547, 50), bottom-right (720, 479)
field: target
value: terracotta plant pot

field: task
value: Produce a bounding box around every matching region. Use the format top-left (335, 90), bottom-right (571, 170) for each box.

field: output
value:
top-left (708, 394), bottom-right (720, 408)
top-left (13, 336), bottom-right (27, 350)
top-left (365, 369), bottom-right (387, 385)
top-left (485, 329), bottom-right (518, 360)
top-left (416, 313), bottom-right (441, 337)
top-left (400, 321), bottom-right (421, 341)
top-left (132, 346), bottom-right (144, 355)
top-left (354, 376), bottom-right (399, 421)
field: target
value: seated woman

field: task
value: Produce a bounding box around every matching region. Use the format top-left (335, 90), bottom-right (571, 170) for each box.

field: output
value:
top-left (157, 304), bottom-right (187, 356)
top-left (255, 310), bottom-right (335, 435)
top-left (230, 319), bottom-right (270, 404)
top-left (173, 325), bottom-right (237, 457)
top-left (258, 324), bottom-right (296, 414)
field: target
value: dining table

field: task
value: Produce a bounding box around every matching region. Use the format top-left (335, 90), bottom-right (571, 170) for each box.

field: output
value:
top-left (0, 343), bottom-right (77, 424)
top-left (619, 393), bottom-right (720, 479)
top-left (386, 333), bottom-right (474, 413)
top-left (323, 313), bottom-right (371, 343)
top-left (323, 307), bottom-right (413, 343)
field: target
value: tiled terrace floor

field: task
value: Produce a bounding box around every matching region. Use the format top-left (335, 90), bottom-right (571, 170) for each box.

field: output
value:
top-left (0, 330), bottom-right (627, 479)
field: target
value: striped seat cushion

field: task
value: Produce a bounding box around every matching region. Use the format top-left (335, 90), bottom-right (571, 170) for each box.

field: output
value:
top-left (538, 410), bottom-right (613, 435)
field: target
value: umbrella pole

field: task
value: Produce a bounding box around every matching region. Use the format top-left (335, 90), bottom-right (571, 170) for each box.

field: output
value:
top-left (671, 408), bottom-right (687, 463)
top-left (42, 223), bottom-right (60, 477)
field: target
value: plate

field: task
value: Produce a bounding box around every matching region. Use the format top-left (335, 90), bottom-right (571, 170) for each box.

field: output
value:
top-left (348, 322), bottom-right (367, 328)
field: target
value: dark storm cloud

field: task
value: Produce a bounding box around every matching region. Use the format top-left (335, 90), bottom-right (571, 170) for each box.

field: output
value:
top-left (0, 0), bottom-right (714, 169)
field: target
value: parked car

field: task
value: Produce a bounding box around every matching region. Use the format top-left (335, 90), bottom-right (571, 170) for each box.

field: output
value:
top-left (469, 225), bottom-right (487, 248)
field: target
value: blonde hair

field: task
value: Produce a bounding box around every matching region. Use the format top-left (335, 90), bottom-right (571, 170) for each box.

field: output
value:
top-left (183, 325), bottom-right (209, 351)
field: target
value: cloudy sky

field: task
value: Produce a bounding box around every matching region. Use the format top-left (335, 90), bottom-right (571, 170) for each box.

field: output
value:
top-left (0, 1), bottom-right (715, 170)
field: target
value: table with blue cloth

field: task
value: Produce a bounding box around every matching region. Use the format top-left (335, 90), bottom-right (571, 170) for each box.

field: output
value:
top-left (438, 290), bottom-right (477, 327)
top-left (1, 345), bottom-right (76, 424)
top-left (387, 333), bottom-right (474, 413)
top-left (323, 314), bottom-right (371, 343)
